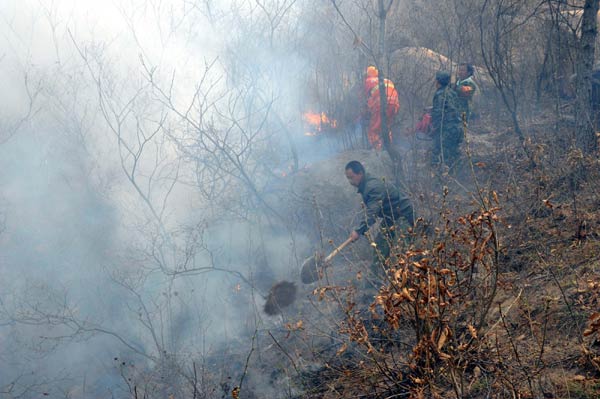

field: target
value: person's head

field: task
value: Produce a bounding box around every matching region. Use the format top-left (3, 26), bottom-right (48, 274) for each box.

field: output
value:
top-left (435, 71), bottom-right (451, 88)
top-left (345, 160), bottom-right (365, 187)
top-left (458, 63), bottom-right (474, 80)
top-left (366, 65), bottom-right (378, 78)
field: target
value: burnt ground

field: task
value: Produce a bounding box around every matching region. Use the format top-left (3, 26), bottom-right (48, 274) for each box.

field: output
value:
top-left (185, 104), bottom-right (600, 399)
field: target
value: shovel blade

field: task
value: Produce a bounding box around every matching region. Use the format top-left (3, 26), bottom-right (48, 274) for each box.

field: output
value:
top-left (300, 253), bottom-right (324, 284)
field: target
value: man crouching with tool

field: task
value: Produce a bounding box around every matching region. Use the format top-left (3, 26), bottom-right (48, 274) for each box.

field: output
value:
top-left (345, 161), bottom-right (415, 286)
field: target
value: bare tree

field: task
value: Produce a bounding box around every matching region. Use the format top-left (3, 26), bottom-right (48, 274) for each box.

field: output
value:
top-left (574, 0), bottom-right (599, 154)
top-left (479, 0), bottom-right (541, 143)
top-left (330, 0), bottom-right (405, 169)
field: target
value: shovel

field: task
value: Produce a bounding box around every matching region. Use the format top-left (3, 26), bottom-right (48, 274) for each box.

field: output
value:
top-left (300, 237), bottom-right (354, 284)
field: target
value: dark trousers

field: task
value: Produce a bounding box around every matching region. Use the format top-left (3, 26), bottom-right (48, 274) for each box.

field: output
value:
top-left (370, 225), bottom-right (396, 280)
top-left (368, 216), bottom-right (412, 283)
top-left (431, 126), bottom-right (462, 167)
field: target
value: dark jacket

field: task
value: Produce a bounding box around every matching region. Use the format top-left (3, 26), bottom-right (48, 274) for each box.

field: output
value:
top-left (432, 86), bottom-right (461, 135)
top-left (354, 173), bottom-right (414, 235)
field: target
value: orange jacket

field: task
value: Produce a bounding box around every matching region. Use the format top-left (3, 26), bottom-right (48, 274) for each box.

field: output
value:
top-left (367, 78), bottom-right (400, 115)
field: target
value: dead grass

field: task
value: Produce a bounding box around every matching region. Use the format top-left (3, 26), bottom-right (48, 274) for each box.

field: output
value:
top-left (293, 115), bottom-right (600, 398)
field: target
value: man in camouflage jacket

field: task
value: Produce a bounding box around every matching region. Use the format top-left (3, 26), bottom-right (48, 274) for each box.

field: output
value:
top-left (345, 161), bottom-right (414, 280)
top-left (431, 71), bottom-right (462, 168)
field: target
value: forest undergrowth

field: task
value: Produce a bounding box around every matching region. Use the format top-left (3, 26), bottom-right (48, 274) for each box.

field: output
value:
top-left (291, 112), bottom-right (600, 399)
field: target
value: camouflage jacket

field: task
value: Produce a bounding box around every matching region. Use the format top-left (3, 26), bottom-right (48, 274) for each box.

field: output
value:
top-left (354, 173), bottom-right (414, 235)
top-left (432, 86), bottom-right (461, 135)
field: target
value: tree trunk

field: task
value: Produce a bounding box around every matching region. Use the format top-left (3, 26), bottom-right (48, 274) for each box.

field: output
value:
top-left (575, 0), bottom-right (599, 154)
top-left (377, 0), bottom-right (402, 166)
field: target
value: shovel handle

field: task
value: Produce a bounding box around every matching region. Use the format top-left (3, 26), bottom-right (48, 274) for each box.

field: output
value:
top-left (323, 237), bottom-right (354, 263)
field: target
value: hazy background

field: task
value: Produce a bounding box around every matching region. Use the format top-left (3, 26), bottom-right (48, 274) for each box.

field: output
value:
top-left (0, 0), bottom-right (579, 396)
top-left (0, 0), bottom-right (319, 396)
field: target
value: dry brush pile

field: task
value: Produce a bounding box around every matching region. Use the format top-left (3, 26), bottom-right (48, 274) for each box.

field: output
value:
top-left (293, 136), bottom-right (600, 398)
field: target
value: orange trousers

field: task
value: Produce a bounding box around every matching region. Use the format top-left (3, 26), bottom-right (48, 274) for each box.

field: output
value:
top-left (367, 97), bottom-right (399, 150)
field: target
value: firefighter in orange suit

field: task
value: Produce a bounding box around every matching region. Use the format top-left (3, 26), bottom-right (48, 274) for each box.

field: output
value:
top-left (363, 66), bottom-right (400, 150)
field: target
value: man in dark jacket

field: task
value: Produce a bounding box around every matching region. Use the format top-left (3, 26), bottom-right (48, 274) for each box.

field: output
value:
top-left (345, 161), bottom-right (414, 280)
top-left (431, 71), bottom-right (462, 169)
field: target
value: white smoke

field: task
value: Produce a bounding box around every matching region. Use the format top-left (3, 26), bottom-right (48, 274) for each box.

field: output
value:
top-left (0, 0), bottom-right (331, 396)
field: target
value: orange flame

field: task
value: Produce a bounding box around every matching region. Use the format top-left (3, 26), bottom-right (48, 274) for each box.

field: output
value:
top-left (303, 112), bottom-right (337, 136)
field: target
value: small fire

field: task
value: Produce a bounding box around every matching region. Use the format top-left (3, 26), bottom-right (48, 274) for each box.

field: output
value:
top-left (303, 111), bottom-right (337, 136)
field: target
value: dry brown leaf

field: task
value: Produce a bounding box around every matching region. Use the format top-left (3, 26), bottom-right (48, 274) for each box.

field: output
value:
top-left (468, 324), bottom-right (478, 339)
top-left (430, 329), bottom-right (437, 343)
top-left (337, 342), bottom-right (348, 356)
top-left (542, 198), bottom-right (554, 209)
top-left (402, 287), bottom-right (415, 301)
top-left (394, 269), bottom-right (402, 280)
top-left (437, 327), bottom-right (448, 351)
top-left (492, 191), bottom-right (499, 204)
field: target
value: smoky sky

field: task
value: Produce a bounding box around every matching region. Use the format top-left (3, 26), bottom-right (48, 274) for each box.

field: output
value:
top-left (0, 0), bottom-right (333, 396)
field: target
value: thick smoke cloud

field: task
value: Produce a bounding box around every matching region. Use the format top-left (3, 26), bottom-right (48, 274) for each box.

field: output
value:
top-left (0, 0), bottom-right (328, 396)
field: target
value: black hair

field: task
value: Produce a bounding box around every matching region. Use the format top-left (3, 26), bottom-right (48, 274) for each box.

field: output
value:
top-left (435, 71), bottom-right (451, 87)
top-left (460, 63), bottom-right (474, 76)
top-left (345, 160), bottom-right (365, 175)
